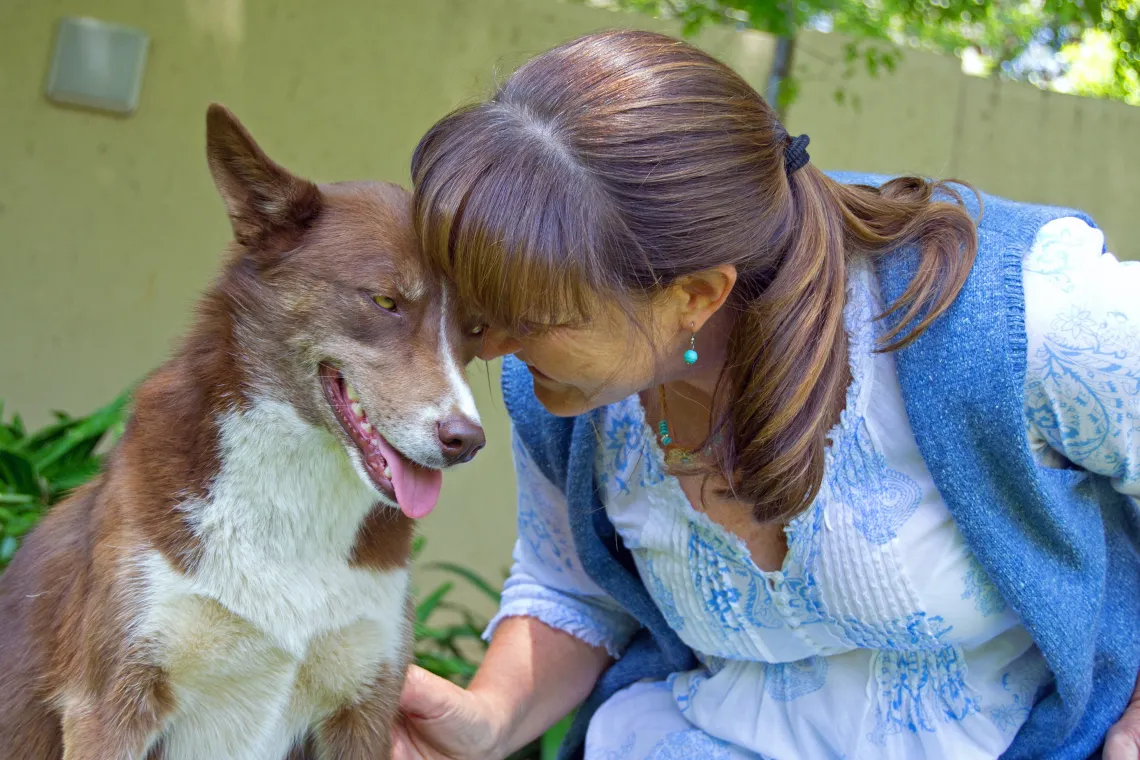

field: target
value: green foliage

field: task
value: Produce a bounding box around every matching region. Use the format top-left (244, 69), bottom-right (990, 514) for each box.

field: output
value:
top-left (409, 535), bottom-right (496, 684)
top-left (0, 391), bottom-right (130, 569)
top-left (591, 0), bottom-right (1140, 104)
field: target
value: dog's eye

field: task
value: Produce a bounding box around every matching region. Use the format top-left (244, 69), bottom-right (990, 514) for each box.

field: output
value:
top-left (470, 324), bottom-right (486, 336)
top-left (373, 295), bottom-right (397, 311)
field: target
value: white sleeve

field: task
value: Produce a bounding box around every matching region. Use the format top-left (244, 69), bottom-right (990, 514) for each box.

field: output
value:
top-left (1023, 216), bottom-right (1140, 501)
top-left (483, 429), bottom-right (640, 657)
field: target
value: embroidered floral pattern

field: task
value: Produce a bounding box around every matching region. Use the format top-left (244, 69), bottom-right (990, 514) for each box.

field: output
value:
top-left (589, 732), bottom-right (636, 760)
top-left (961, 555), bottom-right (1008, 617)
top-left (763, 657), bottom-right (830, 702)
top-left (514, 436), bottom-right (578, 575)
top-left (823, 268), bottom-right (923, 546)
top-left (986, 653), bottom-right (1052, 735)
top-left (868, 644), bottom-right (981, 745)
top-left (645, 730), bottom-right (736, 759)
top-left (1026, 306), bottom-right (1140, 483)
top-left (828, 421), bottom-right (923, 545)
top-left (669, 669), bottom-right (707, 715)
top-left (598, 404), bottom-right (667, 495)
top-left (840, 611), bottom-right (953, 653)
top-left (687, 521), bottom-right (782, 631)
top-left (1022, 218), bottom-right (1100, 293)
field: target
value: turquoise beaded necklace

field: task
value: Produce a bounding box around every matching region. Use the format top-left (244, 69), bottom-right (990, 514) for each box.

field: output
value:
top-left (655, 385), bottom-right (717, 467)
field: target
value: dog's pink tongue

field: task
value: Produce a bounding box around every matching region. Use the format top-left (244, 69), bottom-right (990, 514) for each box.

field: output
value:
top-left (376, 438), bottom-right (442, 519)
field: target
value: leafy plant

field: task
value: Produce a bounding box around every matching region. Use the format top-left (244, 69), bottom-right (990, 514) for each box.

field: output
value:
top-left (0, 391), bottom-right (130, 569)
top-left (410, 537), bottom-right (497, 683)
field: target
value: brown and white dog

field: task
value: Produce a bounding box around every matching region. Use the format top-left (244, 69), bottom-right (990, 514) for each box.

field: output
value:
top-left (0, 104), bottom-right (485, 759)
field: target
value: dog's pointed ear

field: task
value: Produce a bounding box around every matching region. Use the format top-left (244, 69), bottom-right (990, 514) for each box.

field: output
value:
top-left (205, 103), bottom-right (321, 248)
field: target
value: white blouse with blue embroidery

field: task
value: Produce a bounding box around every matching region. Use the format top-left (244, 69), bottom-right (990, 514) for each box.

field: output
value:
top-left (486, 217), bottom-right (1140, 760)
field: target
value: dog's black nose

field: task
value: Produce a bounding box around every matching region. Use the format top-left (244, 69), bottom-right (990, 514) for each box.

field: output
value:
top-left (438, 416), bottom-right (486, 464)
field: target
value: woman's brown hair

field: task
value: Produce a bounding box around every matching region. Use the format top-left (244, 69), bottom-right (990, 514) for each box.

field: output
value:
top-left (412, 30), bottom-right (978, 524)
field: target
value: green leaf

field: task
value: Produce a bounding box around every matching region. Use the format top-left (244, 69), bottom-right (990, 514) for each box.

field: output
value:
top-left (414, 652), bottom-right (478, 681)
top-left (18, 416), bottom-right (82, 454)
top-left (423, 561), bottom-right (502, 604)
top-left (48, 461), bottom-right (102, 495)
top-left (415, 581), bottom-right (454, 623)
top-left (33, 390), bottom-right (129, 472)
top-left (0, 493), bottom-right (34, 505)
top-left (776, 76), bottom-right (800, 111)
top-left (0, 535), bottom-right (18, 564)
top-left (414, 621), bottom-right (484, 644)
top-left (542, 712), bottom-right (576, 760)
top-left (413, 622), bottom-right (450, 642)
top-left (866, 48), bottom-right (880, 76)
top-left (411, 535), bottom-right (427, 560)
top-left (4, 511), bottom-right (42, 538)
top-left (0, 450), bottom-right (41, 498)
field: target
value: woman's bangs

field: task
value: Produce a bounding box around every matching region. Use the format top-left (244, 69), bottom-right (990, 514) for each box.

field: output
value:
top-left (414, 129), bottom-right (605, 334)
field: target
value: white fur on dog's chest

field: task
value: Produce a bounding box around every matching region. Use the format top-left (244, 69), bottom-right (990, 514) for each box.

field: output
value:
top-left (135, 400), bottom-right (411, 757)
top-left (141, 565), bottom-right (408, 760)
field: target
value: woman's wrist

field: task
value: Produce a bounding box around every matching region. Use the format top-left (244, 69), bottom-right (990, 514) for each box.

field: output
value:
top-left (462, 616), bottom-right (608, 757)
top-left (466, 682), bottom-right (523, 758)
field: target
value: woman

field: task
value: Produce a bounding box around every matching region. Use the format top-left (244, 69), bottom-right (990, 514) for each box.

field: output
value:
top-left (394, 30), bottom-right (1140, 760)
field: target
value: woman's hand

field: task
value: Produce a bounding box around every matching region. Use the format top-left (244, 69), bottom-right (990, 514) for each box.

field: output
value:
top-left (391, 665), bottom-right (508, 760)
top-left (391, 618), bottom-right (611, 760)
top-left (1105, 673), bottom-right (1140, 760)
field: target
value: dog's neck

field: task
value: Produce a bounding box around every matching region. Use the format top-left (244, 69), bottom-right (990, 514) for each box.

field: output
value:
top-left (193, 396), bottom-right (382, 560)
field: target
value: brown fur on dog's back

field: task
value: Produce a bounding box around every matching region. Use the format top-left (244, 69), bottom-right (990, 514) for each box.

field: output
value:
top-left (0, 104), bottom-right (482, 759)
top-left (0, 484), bottom-right (92, 759)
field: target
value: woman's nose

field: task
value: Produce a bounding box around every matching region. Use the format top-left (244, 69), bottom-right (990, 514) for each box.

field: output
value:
top-left (478, 328), bottom-right (522, 361)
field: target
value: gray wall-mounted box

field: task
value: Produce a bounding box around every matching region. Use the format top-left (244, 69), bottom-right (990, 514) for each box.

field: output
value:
top-left (46, 17), bottom-right (149, 115)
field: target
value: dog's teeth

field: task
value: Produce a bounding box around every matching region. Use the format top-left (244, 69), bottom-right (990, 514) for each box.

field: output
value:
top-left (383, 465), bottom-right (392, 480)
top-left (345, 383), bottom-right (360, 402)
top-left (350, 402), bottom-right (364, 419)
top-left (360, 420), bottom-right (372, 434)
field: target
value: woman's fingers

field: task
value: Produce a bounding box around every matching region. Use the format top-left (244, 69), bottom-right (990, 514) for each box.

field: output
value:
top-left (1105, 675), bottom-right (1140, 760)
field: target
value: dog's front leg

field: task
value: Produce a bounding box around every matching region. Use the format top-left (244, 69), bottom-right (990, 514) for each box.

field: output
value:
top-left (61, 708), bottom-right (162, 760)
top-left (314, 668), bottom-right (404, 760)
top-left (60, 664), bottom-right (171, 760)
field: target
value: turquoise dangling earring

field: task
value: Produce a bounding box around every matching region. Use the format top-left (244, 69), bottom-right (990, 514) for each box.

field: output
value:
top-left (683, 324), bottom-right (699, 365)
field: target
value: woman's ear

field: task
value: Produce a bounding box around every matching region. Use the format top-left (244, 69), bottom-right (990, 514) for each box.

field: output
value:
top-left (673, 265), bottom-right (738, 331)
